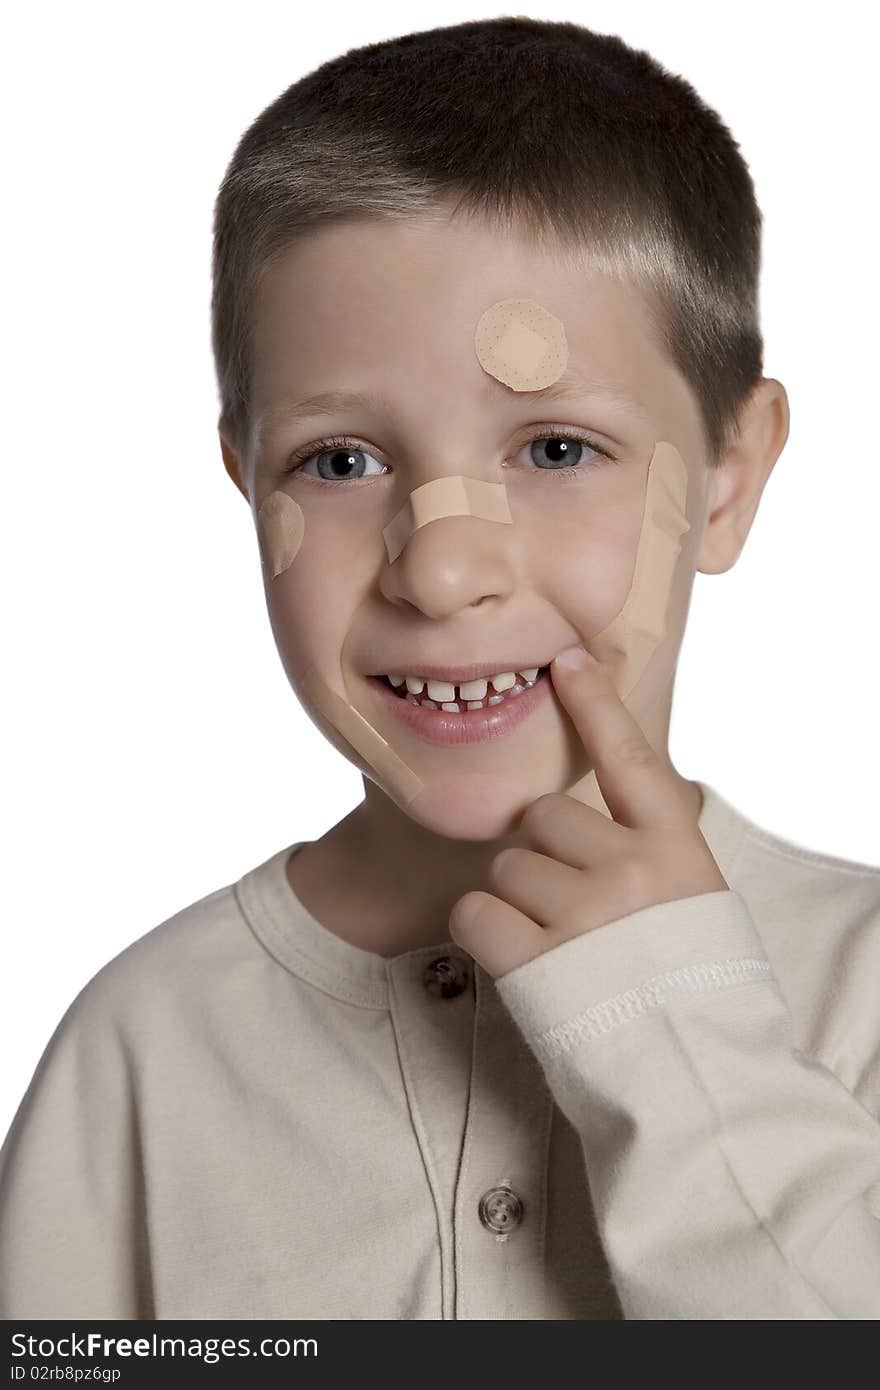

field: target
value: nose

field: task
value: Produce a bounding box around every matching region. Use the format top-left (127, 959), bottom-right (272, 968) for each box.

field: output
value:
top-left (378, 512), bottom-right (517, 619)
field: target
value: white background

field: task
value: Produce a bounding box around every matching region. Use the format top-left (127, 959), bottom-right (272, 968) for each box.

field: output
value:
top-left (2, 1), bottom-right (877, 1136)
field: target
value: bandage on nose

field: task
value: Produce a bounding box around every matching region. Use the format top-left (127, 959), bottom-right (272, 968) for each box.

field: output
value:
top-left (383, 475), bottom-right (512, 564)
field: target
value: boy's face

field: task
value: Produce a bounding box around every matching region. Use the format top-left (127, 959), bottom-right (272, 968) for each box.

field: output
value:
top-left (234, 209), bottom-right (716, 839)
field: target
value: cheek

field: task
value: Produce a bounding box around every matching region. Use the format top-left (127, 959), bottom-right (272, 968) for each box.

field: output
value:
top-left (546, 441), bottom-right (694, 709)
top-left (532, 486), bottom-right (645, 638)
top-left (255, 495), bottom-right (365, 686)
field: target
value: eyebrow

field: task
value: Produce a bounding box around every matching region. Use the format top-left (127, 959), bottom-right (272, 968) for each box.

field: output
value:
top-left (257, 390), bottom-right (377, 446)
top-left (516, 373), bottom-right (652, 422)
top-left (256, 375), bottom-right (650, 445)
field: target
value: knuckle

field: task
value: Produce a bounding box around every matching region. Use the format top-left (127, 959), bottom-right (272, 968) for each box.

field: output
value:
top-left (488, 847), bottom-right (520, 887)
top-left (520, 793), bottom-right (562, 830)
top-left (620, 854), bottom-right (653, 895)
top-left (612, 735), bottom-right (656, 767)
top-left (555, 905), bottom-right (593, 938)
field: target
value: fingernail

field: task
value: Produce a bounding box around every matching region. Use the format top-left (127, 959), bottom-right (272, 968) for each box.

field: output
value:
top-left (554, 645), bottom-right (589, 671)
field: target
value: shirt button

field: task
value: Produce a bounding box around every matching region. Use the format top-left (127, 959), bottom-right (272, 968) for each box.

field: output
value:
top-left (478, 1183), bottom-right (524, 1235)
top-left (422, 954), bottom-right (470, 998)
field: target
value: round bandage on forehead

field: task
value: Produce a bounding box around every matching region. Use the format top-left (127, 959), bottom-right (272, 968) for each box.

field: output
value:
top-left (474, 298), bottom-right (568, 392)
top-left (256, 491), bottom-right (305, 579)
top-left (383, 475), bottom-right (512, 564)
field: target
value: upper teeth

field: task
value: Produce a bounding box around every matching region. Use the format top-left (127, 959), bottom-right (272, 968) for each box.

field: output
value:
top-left (388, 668), bottom-right (541, 700)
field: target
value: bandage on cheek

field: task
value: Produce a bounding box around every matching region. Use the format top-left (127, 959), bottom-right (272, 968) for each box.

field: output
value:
top-left (256, 491), bottom-right (305, 578)
top-left (587, 440), bottom-right (691, 703)
top-left (383, 475), bottom-right (512, 564)
top-left (563, 441), bottom-right (690, 801)
top-left (300, 667), bottom-right (424, 807)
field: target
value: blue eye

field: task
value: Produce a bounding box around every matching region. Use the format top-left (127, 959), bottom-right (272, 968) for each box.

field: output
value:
top-left (523, 434), bottom-right (605, 470)
top-left (286, 437), bottom-right (387, 481)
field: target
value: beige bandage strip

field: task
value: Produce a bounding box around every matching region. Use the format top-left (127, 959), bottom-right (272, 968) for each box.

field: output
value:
top-left (256, 491), bottom-right (305, 578)
top-left (383, 475), bottom-right (512, 564)
top-left (474, 298), bottom-right (568, 392)
top-left (590, 440), bottom-right (691, 702)
top-left (300, 667), bottom-right (423, 806)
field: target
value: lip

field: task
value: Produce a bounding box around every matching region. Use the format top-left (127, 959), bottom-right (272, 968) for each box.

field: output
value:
top-left (367, 670), bottom-right (552, 746)
top-left (368, 660), bottom-right (553, 683)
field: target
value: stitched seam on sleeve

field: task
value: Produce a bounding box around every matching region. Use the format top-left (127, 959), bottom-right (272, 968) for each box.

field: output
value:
top-left (533, 956), bottom-right (772, 1063)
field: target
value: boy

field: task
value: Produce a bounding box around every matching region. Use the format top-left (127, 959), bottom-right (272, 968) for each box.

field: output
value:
top-left (2, 16), bottom-right (879, 1320)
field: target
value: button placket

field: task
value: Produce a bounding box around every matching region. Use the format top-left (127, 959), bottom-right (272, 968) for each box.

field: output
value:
top-left (453, 962), bottom-right (553, 1318)
top-left (388, 948), bottom-right (476, 1319)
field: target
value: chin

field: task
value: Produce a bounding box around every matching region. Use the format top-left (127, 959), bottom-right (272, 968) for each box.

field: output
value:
top-left (388, 767), bottom-right (571, 842)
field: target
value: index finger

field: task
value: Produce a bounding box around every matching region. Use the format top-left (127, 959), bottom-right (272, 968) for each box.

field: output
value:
top-left (551, 645), bottom-right (688, 829)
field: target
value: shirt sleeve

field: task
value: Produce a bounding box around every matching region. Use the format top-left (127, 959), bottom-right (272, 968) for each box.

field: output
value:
top-left (0, 986), bottom-right (153, 1319)
top-left (494, 888), bottom-right (880, 1320)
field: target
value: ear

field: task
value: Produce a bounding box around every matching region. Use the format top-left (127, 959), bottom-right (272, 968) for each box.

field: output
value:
top-left (697, 378), bottom-right (790, 575)
top-left (218, 417), bottom-right (251, 503)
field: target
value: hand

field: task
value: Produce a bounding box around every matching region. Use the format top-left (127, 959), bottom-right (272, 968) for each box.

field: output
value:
top-left (448, 644), bottom-right (729, 979)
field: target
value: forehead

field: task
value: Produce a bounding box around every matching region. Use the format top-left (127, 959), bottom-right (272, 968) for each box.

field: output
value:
top-left (249, 211), bottom-right (699, 444)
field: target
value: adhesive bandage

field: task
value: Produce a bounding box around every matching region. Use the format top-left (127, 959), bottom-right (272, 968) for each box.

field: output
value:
top-left (474, 298), bottom-right (568, 392)
top-left (588, 439), bottom-right (691, 701)
top-left (383, 475), bottom-right (512, 564)
top-left (300, 667), bottom-right (424, 805)
top-left (256, 491), bottom-right (305, 579)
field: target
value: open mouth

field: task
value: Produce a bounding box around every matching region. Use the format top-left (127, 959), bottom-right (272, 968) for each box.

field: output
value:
top-left (380, 666), bottom-right (550, 714)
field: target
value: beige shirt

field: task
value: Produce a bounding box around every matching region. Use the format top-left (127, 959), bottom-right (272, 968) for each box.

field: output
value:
top-left (2, 779), bottom-right (880, 1320)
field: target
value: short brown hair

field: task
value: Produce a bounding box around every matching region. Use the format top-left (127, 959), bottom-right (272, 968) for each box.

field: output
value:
top-left (211, 16), bottom-right (764, 465)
